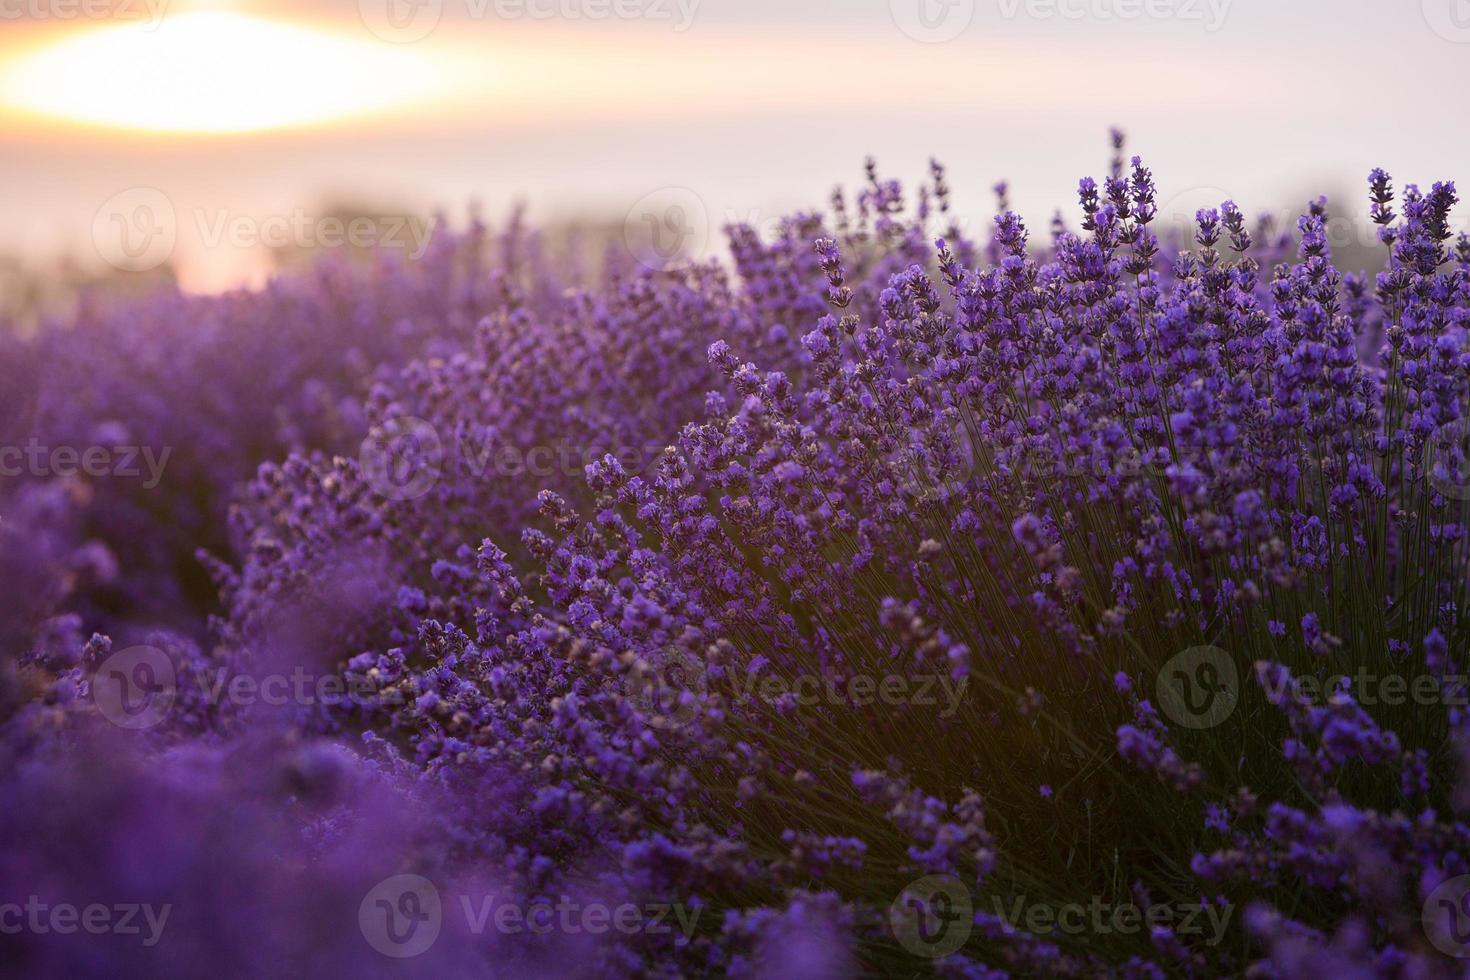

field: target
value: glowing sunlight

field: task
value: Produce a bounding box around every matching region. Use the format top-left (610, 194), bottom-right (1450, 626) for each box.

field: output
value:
top-left (0, 12), bottom-right (450, 134)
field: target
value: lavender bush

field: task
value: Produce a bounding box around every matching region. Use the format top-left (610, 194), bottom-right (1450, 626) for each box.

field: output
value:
top-left (3, 137), bottom-right (1470, 977)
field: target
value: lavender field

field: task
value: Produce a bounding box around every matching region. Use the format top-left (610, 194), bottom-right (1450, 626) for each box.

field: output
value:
top-left (4, 137), bottom-right (1470, 977)
top-left (5, 2), bottom-right (1470, 976)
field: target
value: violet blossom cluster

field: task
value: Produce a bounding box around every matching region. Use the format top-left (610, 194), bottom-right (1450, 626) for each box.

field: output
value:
top-left (4, 137), bottom-right (1470, 977)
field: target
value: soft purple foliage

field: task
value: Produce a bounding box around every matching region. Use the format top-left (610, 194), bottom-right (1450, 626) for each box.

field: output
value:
top-left (4, 135), bottom-right (1470, 977)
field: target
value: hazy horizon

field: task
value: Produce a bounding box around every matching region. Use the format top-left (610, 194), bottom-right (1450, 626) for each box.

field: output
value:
top-left (4, 0), bottom-right (1469, 293)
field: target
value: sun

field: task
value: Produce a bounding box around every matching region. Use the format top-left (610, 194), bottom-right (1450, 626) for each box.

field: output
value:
top-left (0, 12), bottom-right (450, 134)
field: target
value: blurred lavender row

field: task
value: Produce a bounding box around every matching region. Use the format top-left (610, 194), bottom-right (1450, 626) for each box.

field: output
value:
top-left (3, 136), bottom-right (1470, 977)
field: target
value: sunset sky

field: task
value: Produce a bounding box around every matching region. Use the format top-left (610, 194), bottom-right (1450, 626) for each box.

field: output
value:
top-left (2, 0), bottom-right (1468, 291)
